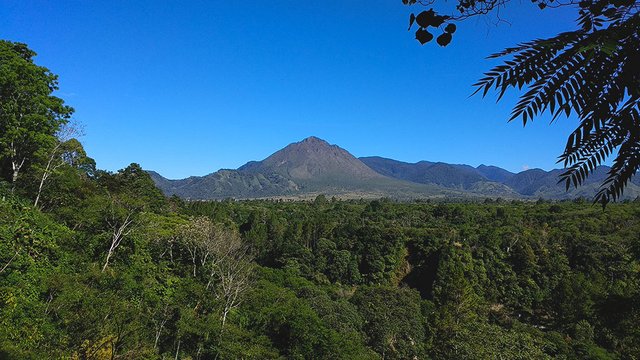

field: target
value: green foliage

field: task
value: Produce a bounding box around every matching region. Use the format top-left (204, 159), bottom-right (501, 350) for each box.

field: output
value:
top-left (245, 268), bottom-right (375, 359)
top-left (351, 286), bottom-right (425, 359)
top-left (0, 41), bottom-right (73, 186)
top-left (433, 320), bottom-right (553, 360)
top-left (3, 168), bottom-right (640, 358)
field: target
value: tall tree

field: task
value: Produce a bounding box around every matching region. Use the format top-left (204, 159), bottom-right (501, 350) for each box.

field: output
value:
top-left (406, 0), bottom-right (639, 205)
top-left (97, 163), bottom-right (164, 271)
top-left (0, 41), bottom-right (73, 189)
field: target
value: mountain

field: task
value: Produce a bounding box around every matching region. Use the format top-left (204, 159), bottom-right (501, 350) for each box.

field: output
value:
top-left (357, 157), bottom-right (434, 181)
top-left (503, 167), bottom-right (640, 199)
top-left (149, 136), bottom-right (640, 201)
top-left (148, 169), bottom-right (300, 199)
top-left (359, 157), bottom-right (516, 196)
top-left (359, 156), bottom-right (640, 199)
top-left (504, 169), bottom-right (563, 196)
top-left (239, 136), bottom-right (385, 185)
top-left (359, 157), bottom-right (487, 189)
top-left (476, 165), bottom-right (515, 183)
top-left (361, 158), bottom-right (484, 189)
top-left (150, 137), bottom-right (469, 200)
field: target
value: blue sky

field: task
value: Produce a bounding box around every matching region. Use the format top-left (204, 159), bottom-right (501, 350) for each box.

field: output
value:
top-left (2, 1), bottom-right (582, 178)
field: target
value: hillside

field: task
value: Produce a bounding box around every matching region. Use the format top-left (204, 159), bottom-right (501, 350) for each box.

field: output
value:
top-left (239, 136), bottom-right (384, 183)
top-left (150, 137), bottom-right (470, 200)
top-left (150, 137), bottom-right (640, 201)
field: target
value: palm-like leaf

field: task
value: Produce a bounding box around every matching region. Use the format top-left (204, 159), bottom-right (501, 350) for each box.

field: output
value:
top-left (474, 2), bottom-right (639, 206)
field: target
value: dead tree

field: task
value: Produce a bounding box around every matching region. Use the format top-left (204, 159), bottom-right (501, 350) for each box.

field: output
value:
top-left (0, 250), bottom-right (19, 274)
top-left (179, 217), bottom-right (216, 277)
top-left (202, 226), bottom-right (253, 331)
top-left (101, 197), bottom-right (136, 272)
top-left (179, 217), bottom-right (254, 331)
top-left (214, 243), bottom-right (252, 330)
top-left (8, 139), bottom-right (25, 192)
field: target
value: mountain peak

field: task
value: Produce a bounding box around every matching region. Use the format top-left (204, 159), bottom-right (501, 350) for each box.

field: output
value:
top-left (239, 136), bottom-right (383, 182)
top-left (300, 136), bottom-right (326, 143)
top-left (296, 136), bottom-right (332, 150)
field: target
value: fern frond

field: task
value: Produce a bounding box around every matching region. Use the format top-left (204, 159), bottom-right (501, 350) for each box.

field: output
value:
top-left (474, 9), bottom-right (639, 205)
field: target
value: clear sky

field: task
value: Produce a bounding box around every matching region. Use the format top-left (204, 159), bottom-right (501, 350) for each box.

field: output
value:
top-left (1, 0), bottom-right (583, 179)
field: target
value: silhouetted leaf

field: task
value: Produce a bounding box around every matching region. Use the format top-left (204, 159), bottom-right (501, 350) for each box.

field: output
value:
top-left (445, 23), bottom-right (457, 34)
top-left (603, 7), bottom-right (617, 17)
top-left (590, 2), bottom-right (605, 15)
top-left (432, 15), bottom-right (449, 27)
top-left (415, 10), bottom-right (436, 28)
top-left (408, 13), bottom-right (416, 30)
top-left (415, 28), bottom-right (434, 44)
top-left (436, 33), bottom-right (452, 47)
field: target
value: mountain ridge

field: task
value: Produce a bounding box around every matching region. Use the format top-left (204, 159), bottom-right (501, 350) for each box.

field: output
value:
top-left (149, 136), bottom-right (640, 200)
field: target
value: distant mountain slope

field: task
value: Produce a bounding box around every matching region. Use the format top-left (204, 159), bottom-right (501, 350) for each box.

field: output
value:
top-left (150, 137), bottom-right (471, 200)
top-left (360, 157), bottom-right (501, 191)
top-left (149, 136), bottom-right (640, 201)
top-left (418, 163), bottom-right (487, 189)
top-left (360, 156), bottom-right (639, 199)
top-left (476, 165), bottom-right (514, 183)
top-left (504, 169), bottom-right (559, 196)
top-left (360, 157), bottom-right (486, 189)
top-left (148, 170), bottom-right (299, 199)
top-left (357, 157), bottom-right (434, 181)
top-left (504, 166), bottom-right (640, 199)
top-left (239, 137), bottom-right (384, 184)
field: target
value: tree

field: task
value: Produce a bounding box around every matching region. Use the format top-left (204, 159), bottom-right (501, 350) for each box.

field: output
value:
top-left (351, 286), bottom-right (426, 359)
top-left (178, 217), bottom-right (253, 330)
top-left (97, 163), bottom-right (164, 271)
top-left (210, 230), bottom-right (253, 331)
top-left (33, 121), bottom-right (84, 208)
top-left (406, 0), bottom-right (639, 205)
top-left (0, 41), bottom-right (73, 189)
top-left (101, 194), bottom-right (138, 272)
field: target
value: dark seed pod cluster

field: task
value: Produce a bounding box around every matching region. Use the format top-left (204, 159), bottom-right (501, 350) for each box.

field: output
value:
top-left (408, 8), bottom-right (457, 46)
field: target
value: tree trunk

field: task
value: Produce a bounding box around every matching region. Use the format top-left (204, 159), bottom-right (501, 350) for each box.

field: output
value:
top-left (174, 339), bottom-right (181, 360)
top-left (154, 306), bottom-right (169, 350)
top-left (10, 158), bottom-right (24, 192)
top-left (33, 170), bottom-right (49, 208)
top-left (11, 167), bottom-right (19, 183)
top-left (34, 147), bottom-right (58, 208)
top-left (102, 213), bottom-right (134, 272)
top-left (1, 251), bottom-right (19, 274)
top-left (221, 308), bottom-right (229, 331)
top-left (102, 247), bottom-right (114, 272)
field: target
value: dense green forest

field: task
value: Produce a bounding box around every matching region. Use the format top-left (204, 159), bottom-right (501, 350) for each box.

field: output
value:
top-left (2, 161), bottom-right (640, 359)
top-left (2, 40), bottom-right (640, 359)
